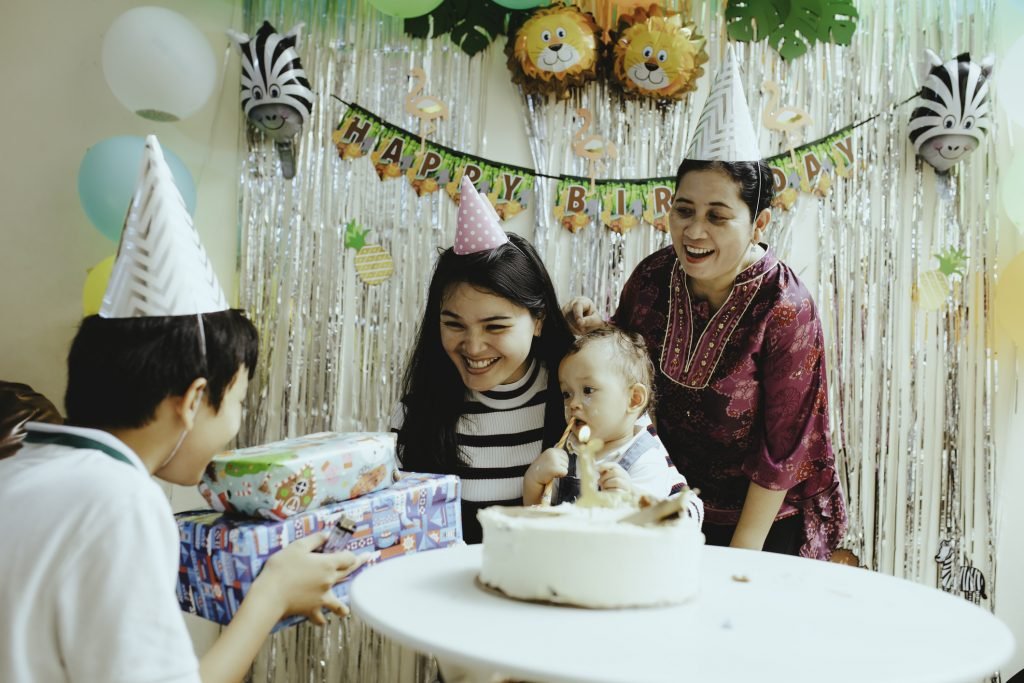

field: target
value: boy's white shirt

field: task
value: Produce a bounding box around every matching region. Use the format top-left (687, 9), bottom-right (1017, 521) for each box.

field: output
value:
top-left (568, 413), bottom-right (687, 499)
top-left (0, 422), bottom-right (201, 683)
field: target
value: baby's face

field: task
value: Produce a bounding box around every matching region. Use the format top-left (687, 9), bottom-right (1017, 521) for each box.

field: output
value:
top-left (558, 342), bottom-right (637, 446)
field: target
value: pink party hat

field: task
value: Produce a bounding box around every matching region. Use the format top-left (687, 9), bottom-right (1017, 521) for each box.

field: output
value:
top-left (454, 176), bottom-right (508, 255)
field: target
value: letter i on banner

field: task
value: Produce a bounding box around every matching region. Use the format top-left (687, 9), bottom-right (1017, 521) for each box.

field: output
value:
top-left (599, 182), bottom-right (643, 234)
top-left (554, 177), bottom-right (599, 233)
top-left (642, 180), bottom-right (675, 233)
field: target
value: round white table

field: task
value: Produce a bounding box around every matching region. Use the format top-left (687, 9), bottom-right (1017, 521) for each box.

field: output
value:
top-left (351, 545), bottom-right (1014, 683)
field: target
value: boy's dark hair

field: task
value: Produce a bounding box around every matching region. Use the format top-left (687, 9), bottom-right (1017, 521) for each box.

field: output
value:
top-left (674, 159), bottom-right (774, 223)
top-left (65, 309), bottom-right (258, 429)
top-left (398, 233), bottom-right (573, 472)
top-left (564, 327), bottom-right (656, 413)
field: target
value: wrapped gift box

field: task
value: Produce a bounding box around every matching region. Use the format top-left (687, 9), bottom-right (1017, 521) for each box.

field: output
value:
top-left (198, 431), bottom-right (397, 519)
top-left (177, 473), bottom-right (461, 628)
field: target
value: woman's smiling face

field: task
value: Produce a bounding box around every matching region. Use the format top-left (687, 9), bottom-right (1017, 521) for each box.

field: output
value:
top-left (669, 168), bottom-right (765, 287)
top-left (439, 282), bottom-right (542, 392)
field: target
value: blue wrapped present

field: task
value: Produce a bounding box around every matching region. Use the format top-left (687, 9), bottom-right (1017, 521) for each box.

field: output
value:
top-left (176, 473), bottom-right (461, 628)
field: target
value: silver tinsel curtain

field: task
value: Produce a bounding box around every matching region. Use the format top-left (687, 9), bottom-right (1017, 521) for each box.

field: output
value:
top-left (526, 0), bottom-right (999, 602)
top-left (239, 0), bottom-right (490, 444)
top-left (238, 0), bottom-right (485, 678)
top-left (233, 0), bottom-right (1003, 680)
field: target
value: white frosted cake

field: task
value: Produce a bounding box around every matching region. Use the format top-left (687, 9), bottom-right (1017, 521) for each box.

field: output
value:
top-left (478, 502), bottom-right (703, 608)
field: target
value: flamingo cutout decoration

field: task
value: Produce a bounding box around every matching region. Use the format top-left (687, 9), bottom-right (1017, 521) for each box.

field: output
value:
top-left (405, 68), bottom-right (449, 145)
top-left (761, 80), bottom-right (813, 148)
top-left (573, 108), bottom-right (618, 191)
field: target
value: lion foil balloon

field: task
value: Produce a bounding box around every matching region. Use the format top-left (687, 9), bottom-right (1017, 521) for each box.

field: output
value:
top-left (611, 5), bottom-right (708, 101)
top-left (506, 4), bottom-right (600, 96)
top-left (908, 50), bottom-right (994, 173)
top-left (227, 21), bottom-right (314, 179)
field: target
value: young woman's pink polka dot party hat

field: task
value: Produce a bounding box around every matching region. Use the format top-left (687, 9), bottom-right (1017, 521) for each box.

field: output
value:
top-left (454, 176), bottom-right (508, 255)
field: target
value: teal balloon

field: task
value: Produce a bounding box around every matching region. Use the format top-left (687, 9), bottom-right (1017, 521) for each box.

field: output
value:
top-left (78, 136), bottom-right (196, 242)
top-left (366, 0), bottom-right (444, 18)
top-left (492, 0), bottom-right (550, 7)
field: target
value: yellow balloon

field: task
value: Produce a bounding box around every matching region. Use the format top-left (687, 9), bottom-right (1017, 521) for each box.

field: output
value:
top-left (995, 251), bottom-right (1024, 348)
top-left (82, 255), bottom-right (116, 316)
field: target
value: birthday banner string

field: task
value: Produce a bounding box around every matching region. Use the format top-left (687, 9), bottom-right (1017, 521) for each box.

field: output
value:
top-left (330, 93), bottom-right (917, 233)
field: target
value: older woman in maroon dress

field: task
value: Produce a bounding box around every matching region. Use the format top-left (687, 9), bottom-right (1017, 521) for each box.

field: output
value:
top-left (567, 157), bottom-right (846, 560)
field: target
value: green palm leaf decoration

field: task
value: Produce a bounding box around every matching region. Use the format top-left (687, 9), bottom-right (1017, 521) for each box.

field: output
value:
top-left (405, 0), bottom-right (522, 57)
top-left (726, 0), bottom-right (858, 61)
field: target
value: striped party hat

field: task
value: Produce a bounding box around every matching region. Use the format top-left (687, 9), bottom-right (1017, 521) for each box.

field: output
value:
top-left (685, 46), bottom-right (761, 162)
top-left (453, 176), bottom-right (508, 255)
top-left (100, 135), bottom-right (228, 318)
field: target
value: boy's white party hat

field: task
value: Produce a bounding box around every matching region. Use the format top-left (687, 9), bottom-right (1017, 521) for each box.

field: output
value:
top-left (100, 135), bottom-right (228, 318)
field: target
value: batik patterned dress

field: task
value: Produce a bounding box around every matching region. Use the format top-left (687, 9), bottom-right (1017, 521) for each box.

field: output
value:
top-left (613, 245), bottom-right (847, 559)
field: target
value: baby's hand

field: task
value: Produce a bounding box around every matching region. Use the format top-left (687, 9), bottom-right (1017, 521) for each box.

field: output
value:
top-left (597, 462), bottom-right (633, 494)
top-left (526, 448), bottom-right (569, 487)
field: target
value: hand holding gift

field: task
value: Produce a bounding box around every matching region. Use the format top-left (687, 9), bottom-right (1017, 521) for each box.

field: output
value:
top-left (252, 532), bottom-right (367, 624)
top-left (178, 473), bottom-right (463, 628)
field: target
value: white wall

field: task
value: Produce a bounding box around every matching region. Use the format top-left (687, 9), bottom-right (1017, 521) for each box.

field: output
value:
top-left (1, 0), bottom-right (1021, 675)
top-left (0, 0), bottom-right (243, 654)
top-left (0, 0), bottom-right (242, 403)
top-left (989, 4), bottom-right (1024, 677)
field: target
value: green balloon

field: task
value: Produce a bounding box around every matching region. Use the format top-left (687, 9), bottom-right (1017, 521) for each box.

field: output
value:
top-left (493, 0), bottom-right (551, 7)
top-left (366, 0), bottom-right (445, 18)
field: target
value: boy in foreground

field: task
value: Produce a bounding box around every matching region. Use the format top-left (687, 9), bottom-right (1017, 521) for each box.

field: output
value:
top-left (0, 137), bottom-right (362, 683)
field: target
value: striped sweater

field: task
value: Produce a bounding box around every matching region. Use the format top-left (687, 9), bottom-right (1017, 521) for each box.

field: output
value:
top-left (392, 360), bottom-right (550, 542)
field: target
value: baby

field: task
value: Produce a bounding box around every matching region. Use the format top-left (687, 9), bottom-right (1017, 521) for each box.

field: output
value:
top-left (523, 328), bottom-right (702, 521)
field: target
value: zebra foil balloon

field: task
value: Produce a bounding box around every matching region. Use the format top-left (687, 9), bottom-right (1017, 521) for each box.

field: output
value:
top-left (227, 21), bottom-right (313, 179)
top-left (908, 50), bottom-right (994, 173)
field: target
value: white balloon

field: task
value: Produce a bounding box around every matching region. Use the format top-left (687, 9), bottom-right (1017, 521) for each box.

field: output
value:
top-left (102, 7), bottom-right (217, 122)
top-left (997, 36), bottom-right (1024, 128)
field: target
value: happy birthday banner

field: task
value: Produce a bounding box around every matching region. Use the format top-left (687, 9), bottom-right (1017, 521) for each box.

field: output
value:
top-left (333, 103), bottom-right (537, 221)
top-left (333, 102), bottom-right (856, 232)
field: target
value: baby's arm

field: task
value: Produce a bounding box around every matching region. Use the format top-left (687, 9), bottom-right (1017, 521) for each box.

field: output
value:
top-left (523, 448), bottom-right (569, 505)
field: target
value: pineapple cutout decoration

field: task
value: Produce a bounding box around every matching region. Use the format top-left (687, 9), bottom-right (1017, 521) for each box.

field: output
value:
top-left (916, 246), bottom-right (968, 312)
top-left (345, 220), bottom-right (394, 285)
